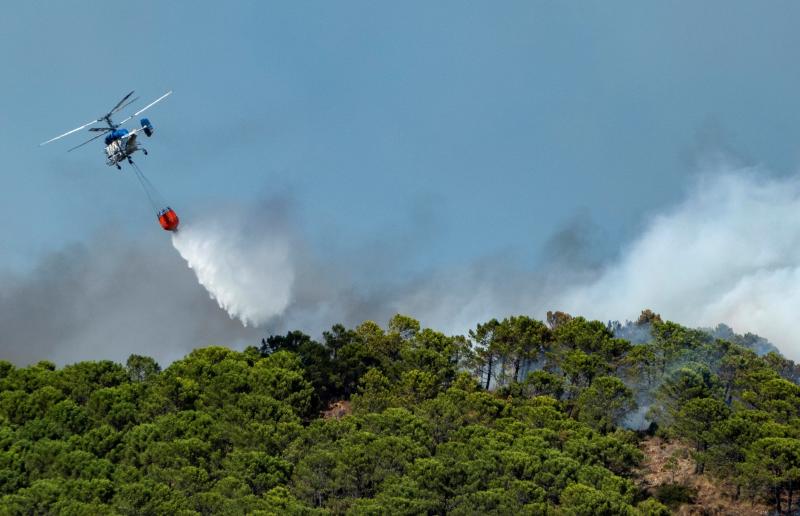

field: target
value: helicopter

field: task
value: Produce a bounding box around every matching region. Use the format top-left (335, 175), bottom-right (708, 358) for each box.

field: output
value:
top-left (40, 90), bottom-right (172, 169)
top-left (40, 90), bottom-right (180, 232)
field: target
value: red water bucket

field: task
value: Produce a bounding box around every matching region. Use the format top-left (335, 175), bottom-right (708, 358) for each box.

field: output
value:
top-left (157, 207), bottom-right (179, 232)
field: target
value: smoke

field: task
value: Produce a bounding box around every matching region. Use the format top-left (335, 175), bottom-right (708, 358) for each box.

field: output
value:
top-left (171, 208), bottom-right (294, 327)
top-left (5, 161), bottom-right (800, 366)
top-left (558, 165), bottom-right (800, 360)
top-left (0, 228), bottom-right (258, 366)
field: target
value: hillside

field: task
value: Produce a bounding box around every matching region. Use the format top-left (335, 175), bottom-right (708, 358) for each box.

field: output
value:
top-left (0, 311), bottom-right (797, 514)
top-left (637, 436), bottom-right (772, 515)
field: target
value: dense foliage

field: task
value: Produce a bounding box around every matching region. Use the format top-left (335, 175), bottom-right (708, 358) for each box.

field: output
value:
top-left (0, 312), bottom-right (798, 514)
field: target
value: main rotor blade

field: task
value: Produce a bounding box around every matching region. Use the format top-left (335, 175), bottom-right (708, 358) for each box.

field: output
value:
top-left (119, 90), bottom-right (172, 125)
top-left (39, 118), bottom-right (101, 146)
top-left (112, 95), bottom-right (139, 115)
top-left (110, 91), bottom-right (135, 114)
top-left (89, 127), bottom-right (111, 132)
top-left (67, 132), bottom-right (106, 152)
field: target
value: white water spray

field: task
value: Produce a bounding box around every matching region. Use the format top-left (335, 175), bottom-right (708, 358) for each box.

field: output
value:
top-left (171, 215), bottom-right (294, 327)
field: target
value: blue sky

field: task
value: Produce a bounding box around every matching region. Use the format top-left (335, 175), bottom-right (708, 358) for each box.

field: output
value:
top-left (4, 2), bottom-right (800, 298)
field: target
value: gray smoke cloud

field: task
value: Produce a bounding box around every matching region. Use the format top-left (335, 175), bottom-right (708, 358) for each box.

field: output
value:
top-left (3, 162), bottom-right (800, 366)
top-left (558, 165), bottom-right (800, 361)
top-left (0, 228), bottom-right (259, 366)
top-left (0, 195), bottom-right (585, 366)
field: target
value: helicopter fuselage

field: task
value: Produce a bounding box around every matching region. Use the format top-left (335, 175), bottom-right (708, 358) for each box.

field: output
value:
top-left (105, 132), bottom-right (139, 167)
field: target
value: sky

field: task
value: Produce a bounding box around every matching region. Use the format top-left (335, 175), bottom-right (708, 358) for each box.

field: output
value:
top-left (3, 2), bottom-right (800, 364)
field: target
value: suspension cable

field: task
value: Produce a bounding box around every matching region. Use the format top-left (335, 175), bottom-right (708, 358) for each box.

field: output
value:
top-left (130, 161), bottom-right (165, 213)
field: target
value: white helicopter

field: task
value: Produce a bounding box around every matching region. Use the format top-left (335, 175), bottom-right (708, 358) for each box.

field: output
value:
top-left (40, 90), bottom-right (172, 169)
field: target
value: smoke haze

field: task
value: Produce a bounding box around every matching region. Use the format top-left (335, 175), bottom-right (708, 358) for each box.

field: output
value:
top-left (0, 229), bottom-right (259, 366)
top-left (3, 164), bottom-right (800, 365)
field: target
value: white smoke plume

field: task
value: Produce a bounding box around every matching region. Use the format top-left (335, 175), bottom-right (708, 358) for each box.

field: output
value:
top-left (558, 166), bottom-right (800, 360)
top-left (171, 206), bottom-right (295, 327)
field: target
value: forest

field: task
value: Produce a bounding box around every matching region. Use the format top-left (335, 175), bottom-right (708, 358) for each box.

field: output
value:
top-left (0, 310), bottom-right (798, 515)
